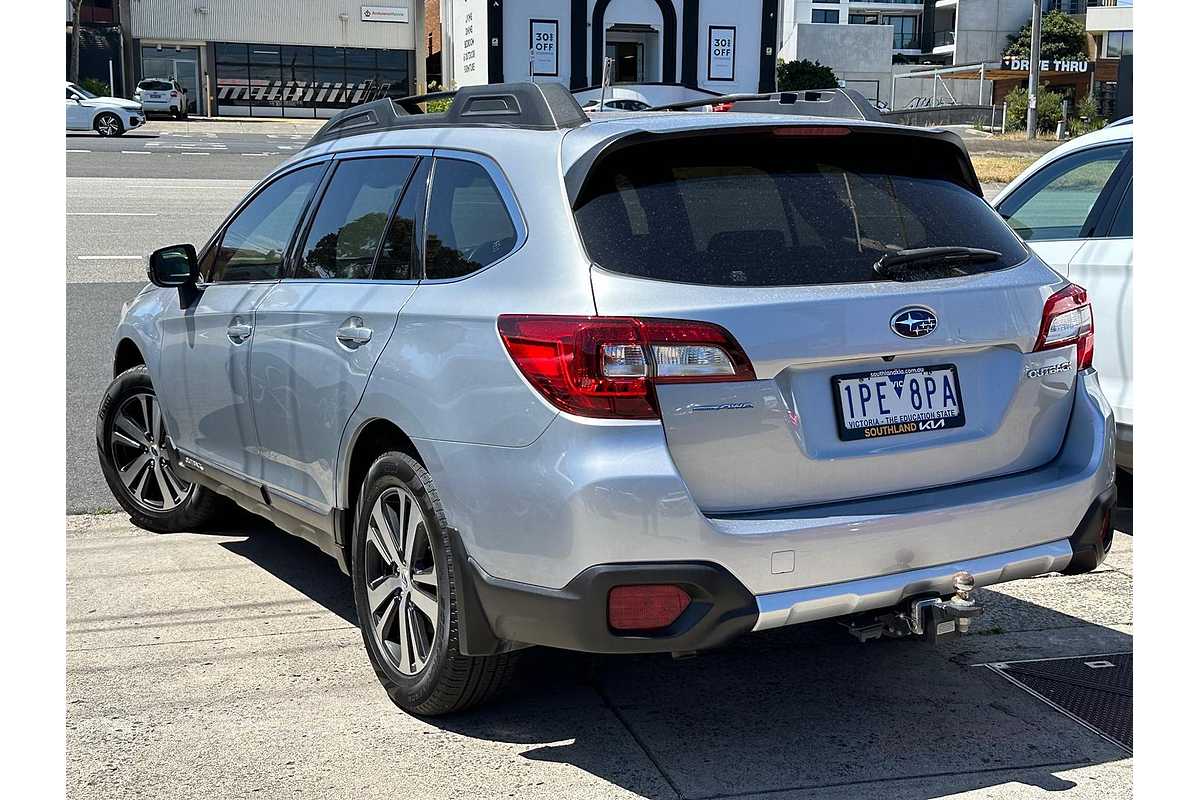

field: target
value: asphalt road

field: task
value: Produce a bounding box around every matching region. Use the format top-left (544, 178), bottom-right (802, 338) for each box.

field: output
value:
top-left (67, 513), bottom-right (1132, 799)
top-left (66, 123), bottom-right (300, 512)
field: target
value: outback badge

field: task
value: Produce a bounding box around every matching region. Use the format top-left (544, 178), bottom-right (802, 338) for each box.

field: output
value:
top-left (890, 306), bottom-right (938, 338)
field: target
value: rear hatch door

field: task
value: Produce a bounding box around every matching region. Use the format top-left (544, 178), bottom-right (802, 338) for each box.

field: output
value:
top-left (572, 125), bottom-right (1076, 513)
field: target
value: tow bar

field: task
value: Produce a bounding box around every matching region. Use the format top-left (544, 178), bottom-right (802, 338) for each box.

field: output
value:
top-left (842, 571), bottom-right (984, 643)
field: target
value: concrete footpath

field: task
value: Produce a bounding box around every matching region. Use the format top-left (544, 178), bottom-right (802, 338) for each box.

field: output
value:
top-left (66, 512), bottom-right (1132, 799)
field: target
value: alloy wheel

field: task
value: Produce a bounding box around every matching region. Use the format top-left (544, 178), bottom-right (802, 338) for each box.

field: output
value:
top-left (109, 391), bottom-right (191, 512)
top-left (363, 487), bottom-right (440, 676)
top-left (96, 114), bottom-right (120, 136)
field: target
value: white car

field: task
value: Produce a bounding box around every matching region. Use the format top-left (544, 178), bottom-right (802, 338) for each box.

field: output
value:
top-left (134, 78), bottom-right (189, 119)
top-left (65, 81), bottom-right (145, 136)
top-left (993, 123), bottom-right (1133, 471)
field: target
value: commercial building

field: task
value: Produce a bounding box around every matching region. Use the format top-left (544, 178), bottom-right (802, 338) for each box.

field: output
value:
top-left (439, 1), bottom-right (782, 95)
top-left (119, 0), bottom-right (425, 117)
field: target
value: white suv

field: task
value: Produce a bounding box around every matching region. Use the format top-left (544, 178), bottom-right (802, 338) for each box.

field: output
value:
top-left (994, 123), bottom-right (1133, 471)
top-left (134, 78), bottom-right (189, 119)
top-left (65, 82), bottom-right (145, 137)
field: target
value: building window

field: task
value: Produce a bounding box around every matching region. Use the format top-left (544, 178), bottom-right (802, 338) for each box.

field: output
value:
top-left (812, 10), bottom-right (840, 24)
top-left (1106, 30), bottom-right (1132, 58)
top-left (214, 42), bottom-right (413, 118)
top-left (849, 14), bottom-right (881, 25)
top-left (886, 15), bottom-right (919, 50)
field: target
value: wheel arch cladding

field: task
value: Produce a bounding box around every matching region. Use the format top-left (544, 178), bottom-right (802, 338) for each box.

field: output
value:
top-left (344, 418), bottom-right (426, 521)
top-left (114, 338), bottom-right (146, 377)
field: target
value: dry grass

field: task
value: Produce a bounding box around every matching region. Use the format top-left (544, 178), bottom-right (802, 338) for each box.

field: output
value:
top-left (971, 154), bottom-right (1039, 185)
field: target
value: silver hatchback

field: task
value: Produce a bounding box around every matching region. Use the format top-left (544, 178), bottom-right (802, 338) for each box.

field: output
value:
top-left (98, 83), bottom-right (1116, 715)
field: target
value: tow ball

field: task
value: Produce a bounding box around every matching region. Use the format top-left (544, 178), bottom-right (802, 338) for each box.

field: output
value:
top-left (909, 572), bottom-right (984, 642)
top-left (843, 572), bottom-right (984, 643)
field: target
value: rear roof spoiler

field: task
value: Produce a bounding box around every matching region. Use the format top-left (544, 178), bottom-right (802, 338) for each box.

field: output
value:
top-left (563, 123), bottom-right (982, 208)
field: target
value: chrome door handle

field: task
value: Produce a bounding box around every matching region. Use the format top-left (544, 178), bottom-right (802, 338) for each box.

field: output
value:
top-left (226, 319), bottom-right (253, 343)
top-left (336, 318), bottom-right (373, 346)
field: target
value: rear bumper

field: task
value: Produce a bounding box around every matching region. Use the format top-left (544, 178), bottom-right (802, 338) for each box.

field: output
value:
top-left (455, 487), bottom-right (1116, 654)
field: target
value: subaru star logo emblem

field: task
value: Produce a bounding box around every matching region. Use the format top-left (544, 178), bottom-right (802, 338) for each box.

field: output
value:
top-left (890, 306), bottom-right (938, 338)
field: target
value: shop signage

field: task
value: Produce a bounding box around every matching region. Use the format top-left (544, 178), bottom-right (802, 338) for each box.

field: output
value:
top-left (708, 26), bottom-right (735, 81)
top-left (1001, 55), bottom-right (1090, 73)
top-left (361, 5), bottom-right (409, 24)
top-left (530, 19), bottom-right (558, 77)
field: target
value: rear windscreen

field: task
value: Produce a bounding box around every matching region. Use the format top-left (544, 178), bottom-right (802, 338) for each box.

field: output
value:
top-left (573, 131), bottom-right (1028, 287)
top-left (139, 80), bottom-right (172, 90)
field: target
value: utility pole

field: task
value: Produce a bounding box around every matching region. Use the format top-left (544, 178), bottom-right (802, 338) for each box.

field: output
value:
top-left (1026, 1), bottom-right (1042, 140)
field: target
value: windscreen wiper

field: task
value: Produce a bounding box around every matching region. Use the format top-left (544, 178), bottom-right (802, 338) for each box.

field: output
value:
top-left (873, 247), bottom-right (1002, 279)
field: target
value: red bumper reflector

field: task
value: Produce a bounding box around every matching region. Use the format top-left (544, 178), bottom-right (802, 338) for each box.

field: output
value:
top-left (608, 585), bottom-right (691, 631)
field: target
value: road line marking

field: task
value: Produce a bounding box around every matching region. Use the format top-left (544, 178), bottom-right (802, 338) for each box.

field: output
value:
top-left (68, 212), bottom-right (158, 217)
top-left (78, 255), bottom-right (143, 260)
top-left (120, 150), bottom-right (150, 154)
top-left (66, 148), bottom-right (90, 153)
top-left (181, 152), bottom-right (211, 156)
top-left (276, 145), bottom-right (297, 150)
top-left (242, 153), bottom-right (270, 157)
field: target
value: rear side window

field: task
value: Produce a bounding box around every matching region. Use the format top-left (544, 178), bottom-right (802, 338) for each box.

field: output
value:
top-left (998, 143), bottom-right (1129, 241)
top-left (424, 159), bottom-right (518, 280)
top-left (296, 156), bottom-right (416, 280)
top-left (209, 164), bottom-right (323, 283)
top-left (573, 131), bottom-right (1028, 287)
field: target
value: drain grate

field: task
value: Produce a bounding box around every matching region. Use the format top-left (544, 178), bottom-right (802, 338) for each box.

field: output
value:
top-left (989, 652), bottom-right (1132, 752)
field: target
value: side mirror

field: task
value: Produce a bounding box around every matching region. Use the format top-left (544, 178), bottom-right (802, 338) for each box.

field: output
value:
top-left (148, 243), bottom-right (199, 287)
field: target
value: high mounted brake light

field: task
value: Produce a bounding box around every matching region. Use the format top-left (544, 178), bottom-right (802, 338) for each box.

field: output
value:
top-left (497, 315), bottom-right (755, 419)
top-left (773, 126), bottom-right (851, 137)
top-left (1034, 284), bottom-right (1094, 370)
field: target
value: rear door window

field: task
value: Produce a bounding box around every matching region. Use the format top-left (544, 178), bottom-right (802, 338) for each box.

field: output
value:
top-left (997, 143), bottom-right (1130, 241)
top-left (295, 156), bottom-right (416, 280)
top-left (573, 130), bottom-right (1028, 287)
top-left (424, 158), bottom-right (518, 280)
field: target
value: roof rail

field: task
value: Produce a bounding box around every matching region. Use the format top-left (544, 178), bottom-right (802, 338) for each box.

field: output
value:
top-left (307, 82), bottom-right (589, 147)
top-left (648, 88), bottom-right (882, 122)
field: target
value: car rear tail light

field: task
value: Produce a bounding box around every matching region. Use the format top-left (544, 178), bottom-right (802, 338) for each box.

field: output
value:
top-left (1034, 284), bottom-right (1094, 369)
top-left (608, 585), bottom-right (691, 631)
top-left (710, 101), bottom-right (734, 112)
top-left (497, 315), bottom-right (754, 419)
top-left (170, 91), bottom-right (179, 97)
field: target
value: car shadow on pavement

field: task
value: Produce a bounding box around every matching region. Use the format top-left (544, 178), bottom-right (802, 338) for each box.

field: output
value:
top-left (216, 513), bottom-right (1131, 800)
top-left (215, 508), bottom-right (358, 624)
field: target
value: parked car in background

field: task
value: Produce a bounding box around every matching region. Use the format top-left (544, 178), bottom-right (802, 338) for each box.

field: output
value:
top-left (98, 84), bottom-right (1117, 716)
top-left (66, 82), bottom-right (144, 137)
top-left (581, 97), bottom-right (652, 112)
top-left (134, 78), bottom-right (189, 119)
top-left (993, 123), bottom-right (1132, 472)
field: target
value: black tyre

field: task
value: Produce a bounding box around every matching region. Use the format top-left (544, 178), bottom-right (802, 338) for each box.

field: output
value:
top-left (96, 365), bottom-right (224, 533)
top-left (352, 452), bottom-right (519, 715)
top-left (94, 112), bottom-right (124, 137)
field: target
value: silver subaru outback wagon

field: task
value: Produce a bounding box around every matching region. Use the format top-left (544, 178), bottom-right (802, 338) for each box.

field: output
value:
top-left (97, 83), bottom-right (1116, 715)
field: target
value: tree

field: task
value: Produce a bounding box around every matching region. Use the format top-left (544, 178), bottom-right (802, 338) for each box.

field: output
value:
top-left (70, 0), bottom-right (84, 84)
top-left (1004, 84), bottom-right (1065, 134)
top-left (776, 59), bottom-right (839, 92)
top-left (1004, 10), bottom-right (1088, 61)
